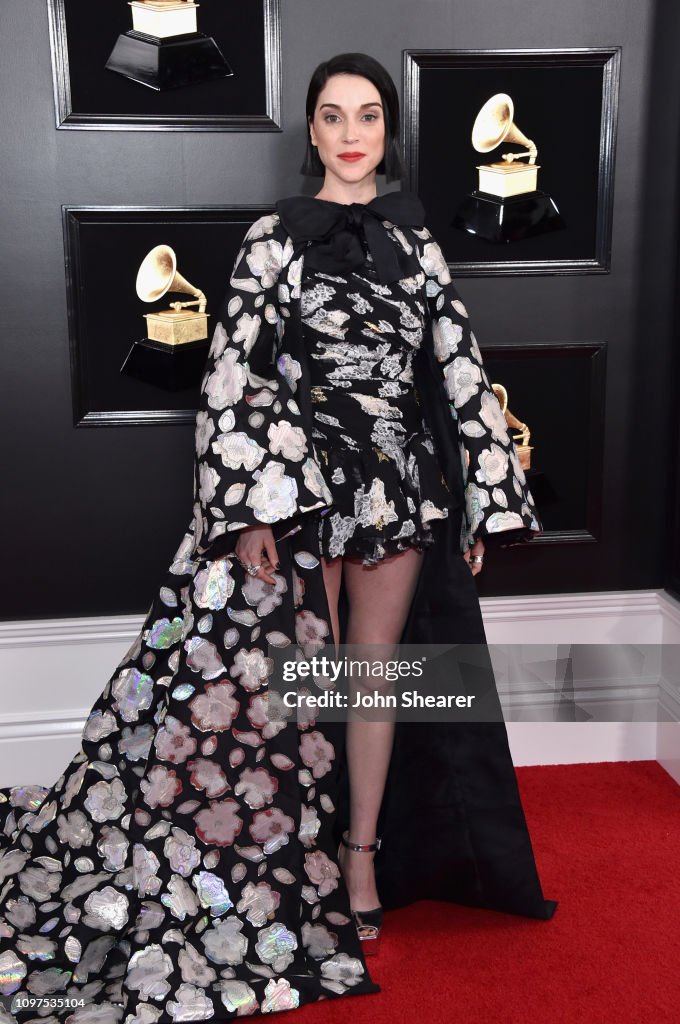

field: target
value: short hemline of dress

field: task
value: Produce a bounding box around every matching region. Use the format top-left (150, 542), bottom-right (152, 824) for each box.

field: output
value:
top-left (313, 429), bottom-right (453, 566)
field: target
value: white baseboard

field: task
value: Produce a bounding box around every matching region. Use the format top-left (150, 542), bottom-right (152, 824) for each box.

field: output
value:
top-left (0, 590), bottom-right (678, 787)
top-left (506, 721), bottom-right (658, 766)
top-left (480, 588), bottom-right (665, 643)
top-left (656, 721), bottom-right (680, 784)
top-left (481, 588), bottom-right (680, 778)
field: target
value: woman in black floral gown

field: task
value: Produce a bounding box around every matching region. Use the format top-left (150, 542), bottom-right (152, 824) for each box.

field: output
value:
top-left (0, 51), bottom-right (555, 1024)
top-left (233, 51), bottom-right (546, 966)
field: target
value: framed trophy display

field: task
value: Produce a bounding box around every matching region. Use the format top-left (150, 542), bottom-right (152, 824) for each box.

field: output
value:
top-left (47, 0), bottom-right (282, 130)
top-left (402, 47), bottom-right (621, 275)
top-left (478, 341), bottom-right (606, 553)
top-left (62, 205), bottom-right (272, 427)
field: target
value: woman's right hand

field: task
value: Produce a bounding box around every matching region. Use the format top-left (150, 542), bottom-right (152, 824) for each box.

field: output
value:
top-left (463, 536), bottom-right (486, 576)
top-left (234, 525), bottom-right (279, 585)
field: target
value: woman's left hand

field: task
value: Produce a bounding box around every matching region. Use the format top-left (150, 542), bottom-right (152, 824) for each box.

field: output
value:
top-left (464, 537), bottom-right (486, 576)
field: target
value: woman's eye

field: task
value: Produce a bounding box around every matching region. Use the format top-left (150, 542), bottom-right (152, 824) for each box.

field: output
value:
top-left (322, 113), bottom-right (379, 123)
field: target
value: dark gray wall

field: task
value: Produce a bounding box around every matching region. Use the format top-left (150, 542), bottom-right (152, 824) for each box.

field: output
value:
top-left (1, 0), bottom-right (678, 618)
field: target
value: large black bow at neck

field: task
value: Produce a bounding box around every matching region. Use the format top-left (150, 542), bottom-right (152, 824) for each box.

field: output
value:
top-left (275, 190), bottom-right (426, 285)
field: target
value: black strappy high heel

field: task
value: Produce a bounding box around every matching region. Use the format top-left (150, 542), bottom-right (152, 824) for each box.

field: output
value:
top-left (337, 829), bottom-right (384, 955)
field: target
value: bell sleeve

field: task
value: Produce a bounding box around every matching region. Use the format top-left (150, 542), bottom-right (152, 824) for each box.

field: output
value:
top-left (415, 227), bottom-right (542, 551)
top-left (190, 213), bottom-right (334, 561)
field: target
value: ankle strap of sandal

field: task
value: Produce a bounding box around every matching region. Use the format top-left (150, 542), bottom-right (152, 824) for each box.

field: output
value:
top-left (341, 829), bottom-right (382, 852)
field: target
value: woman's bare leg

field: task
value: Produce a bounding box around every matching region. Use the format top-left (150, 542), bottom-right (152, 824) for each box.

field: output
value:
top-left (320, 554), bottom-right (343, 655)
top-left (339, 547), bottom-right (424, 911)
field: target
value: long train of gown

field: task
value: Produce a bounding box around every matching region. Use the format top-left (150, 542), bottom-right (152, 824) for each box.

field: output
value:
top-left (0, 508), bottom-right (558, 1024)
top-left (0, 515), bottom-right (387, 1022)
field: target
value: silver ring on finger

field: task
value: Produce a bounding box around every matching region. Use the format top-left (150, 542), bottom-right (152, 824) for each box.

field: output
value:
top-left (243, 562), bottom-right (262, 577)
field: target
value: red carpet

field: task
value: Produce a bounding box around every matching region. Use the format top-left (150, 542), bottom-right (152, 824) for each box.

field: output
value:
top-left (300, 760), bottom-right (680, 1024)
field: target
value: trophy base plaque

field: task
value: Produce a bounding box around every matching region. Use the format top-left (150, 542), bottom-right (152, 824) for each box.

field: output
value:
top-left (452, 190), bottom-right (566, 244)
top-left (477, 161), bottom-right (540, 199)
top-left (120, 337), bottom-right (210, 391)
top-left (105, 30), bottom-right (233, 91)
top-left (144, 310), bottom-right (209, 345)
top-left (130, 1), bottom-right (198, 39)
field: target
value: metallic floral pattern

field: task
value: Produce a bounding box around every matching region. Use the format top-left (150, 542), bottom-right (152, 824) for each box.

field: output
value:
top-left (0, 203), bottom-right (540, 1022)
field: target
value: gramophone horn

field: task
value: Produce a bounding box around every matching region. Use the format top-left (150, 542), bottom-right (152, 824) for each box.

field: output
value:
top-left (136, 244), bottom-right (205, 310)
top-left (471, 93), bottom-right (537, 162)
top-left (492, 382), bottom-right (508, 413)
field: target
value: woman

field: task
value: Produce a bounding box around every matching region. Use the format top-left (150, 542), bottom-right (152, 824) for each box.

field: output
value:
top-left (0, 53), bottom-right (555, 1023)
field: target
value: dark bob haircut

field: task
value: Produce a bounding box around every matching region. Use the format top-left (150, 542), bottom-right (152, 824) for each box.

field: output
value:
top-left (300, 52), bottom-right (404, 183)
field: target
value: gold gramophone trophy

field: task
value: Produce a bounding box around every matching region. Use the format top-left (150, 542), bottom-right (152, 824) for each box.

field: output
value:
top-left (120, 245), bottom-right (211, 391)
top-left (492, 383), bottom-right (534, 472)
top-left (106, 1), bottom-right (232, 92)
top-left (452, 92), bottom-right (565, 243)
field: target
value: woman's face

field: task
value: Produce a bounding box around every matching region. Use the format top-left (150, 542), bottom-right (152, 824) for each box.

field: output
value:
top-left (308, 73), bottom-right (386, 186)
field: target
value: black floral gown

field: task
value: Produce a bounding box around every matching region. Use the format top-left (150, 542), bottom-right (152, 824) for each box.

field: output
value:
top-left (0, 194), bottom-right (554, 1024)
top-left (300, 246), bottom-right (454, 565)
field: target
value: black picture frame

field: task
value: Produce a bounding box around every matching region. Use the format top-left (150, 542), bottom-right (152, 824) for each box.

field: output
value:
top-left (403, 47), bottom-right (621, 276)
top-left (481, 341), bottom-right (606, 544)
top-left (47, 0), bottom-right (282, 131)
top-left (62, 205), bottom-right (272, 427)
